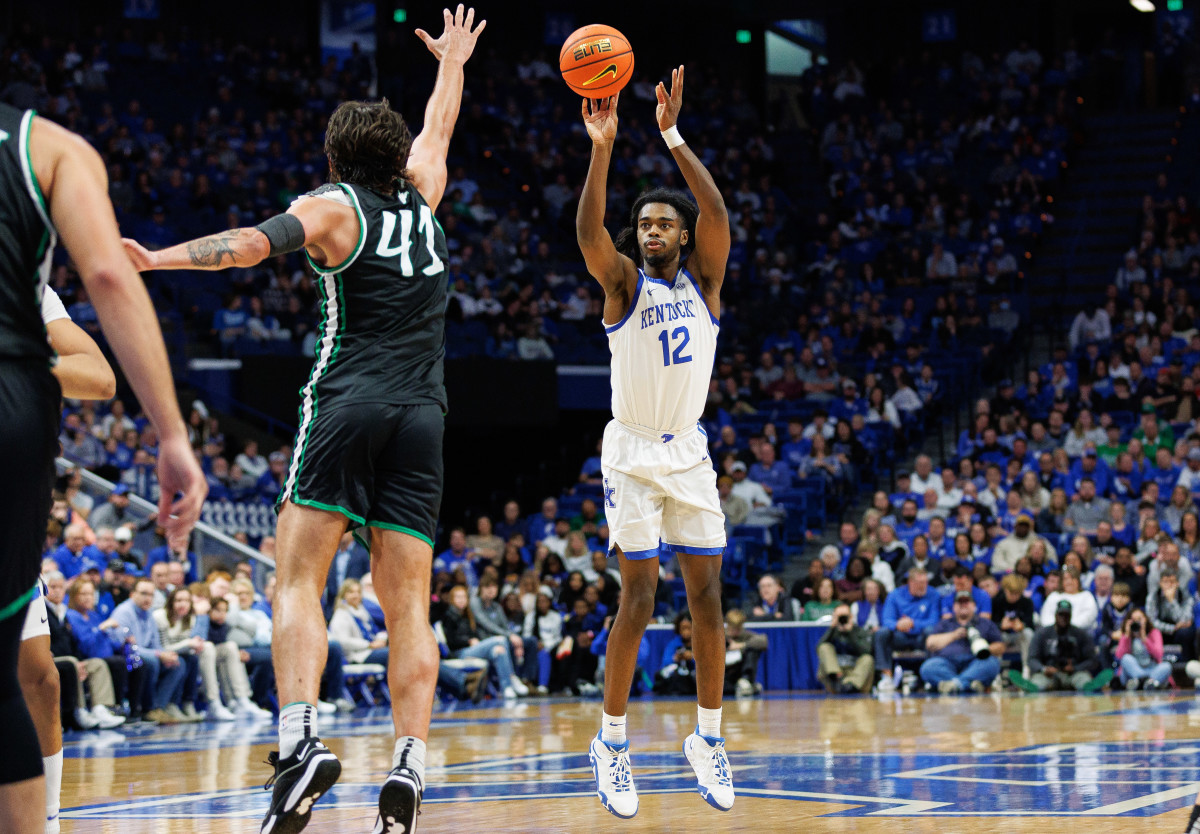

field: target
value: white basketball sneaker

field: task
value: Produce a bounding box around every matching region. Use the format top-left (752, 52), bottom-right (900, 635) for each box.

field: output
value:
top-left (589, 733), bottom-right (638, 818)
top-left (683, 728), bottom-right (735, 811)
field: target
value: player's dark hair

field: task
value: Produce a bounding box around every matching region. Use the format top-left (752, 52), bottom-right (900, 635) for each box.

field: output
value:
top-left (615, 187), bottom-right (698, 266)
top-left (324, 99), bottom-right (413, 194)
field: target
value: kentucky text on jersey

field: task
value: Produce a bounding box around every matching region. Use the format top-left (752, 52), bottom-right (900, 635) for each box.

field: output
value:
top-left (639, 297), bottom-right (699, 329)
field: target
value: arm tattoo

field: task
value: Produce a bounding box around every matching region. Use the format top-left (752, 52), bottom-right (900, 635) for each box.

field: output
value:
top-left (186, 230), bottom-right (243, 268)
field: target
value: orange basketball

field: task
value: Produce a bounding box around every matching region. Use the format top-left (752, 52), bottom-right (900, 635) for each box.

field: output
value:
top-left (559, 24), bottom-right (634, 99)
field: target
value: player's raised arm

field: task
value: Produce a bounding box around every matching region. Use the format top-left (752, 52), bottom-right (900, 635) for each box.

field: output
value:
top-left (407, 4), bottom-right (487, 210)
top-left (656, 65), bottom-right (729, 295)
top-left (577, 94), bottom-right (636, 294)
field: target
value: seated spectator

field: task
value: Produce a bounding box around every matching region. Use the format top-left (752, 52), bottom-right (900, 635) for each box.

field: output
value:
top-left (874, 568), bottom-right (941, 693)
top-left (112, 578), bottom-right (189, 724)
top-left (441, 585), bottom-right (528, 698)
top-left (749, 574), bottom-right (802, 621)
top-left (523, 588), bottom-right (563, 695)
top-left (64, 578), bottom-right (142, 720)
top-left (818, 602), bottom-right (875, 694)
top-left (1063, 478), bottom-right (1110, 536)
top-left (992, 512), bottom-right (1056, 574)
top-left (724, 609), bottom-right (767, 696)
top-left (993, 573), bottom-right (1035, 674)
top-left (918, 591), bottom-right (1005, 694)
top-left (1115, 607), bottom-right (1171, 690)
top-left (151, 588), bottom-right (211, 721)
top-left (940, 565), bottom-right (993, 619)
top-left (1040, 567), bottom-right (1099, 632)
top-left (49, 576), bottom-right (125, 730)
top-left (852, 578), bottom-right (887, 629)
top-left (803, 577), bottom-right (839, 623)
top-left (834, 556), bottom-right (871, 603)
top-left (1146, 567), bottom-right (1196, 660)
top-left (790, 558), bottom-right (827, 607)
top-left (192, 593), bottom-right (271, 718)
top-left (328, 578), bottom-right (390, 667)
top-left (1008, 599), bottom-right (1113, 692)
top-left (1148, 541), bottom-right (1195, 595)
top-left (472, 575), bottom-right (536, 687)
top-left (655, 612), bottom-right (697, 696)
top-left (748, 442), bottom-right (792, 495)
top-left (895, 535), bottom-right (937, 584)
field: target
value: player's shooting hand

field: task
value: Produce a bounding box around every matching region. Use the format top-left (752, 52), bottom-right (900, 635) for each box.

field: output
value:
top-left (416, 4), bottom-right (486, 65)
top-left (656, 65), bottom-right (685, 131)
top-left (582, 94), bottom-right (619, 145)
top-left (121, 238), bottom-right (159, 272)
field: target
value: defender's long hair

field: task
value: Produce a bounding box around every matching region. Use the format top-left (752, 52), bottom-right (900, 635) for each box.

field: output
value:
top-left (324, 98), bottom-right (413, 194)
top-left (614, 187), bottom-right (699, 266)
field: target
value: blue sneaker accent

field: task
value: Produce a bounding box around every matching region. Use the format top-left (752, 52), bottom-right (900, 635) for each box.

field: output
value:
top-left (589, 733), bottom-right (637, 819)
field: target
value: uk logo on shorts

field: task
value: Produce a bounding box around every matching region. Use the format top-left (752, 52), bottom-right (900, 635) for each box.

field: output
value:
top-left (603, 478), bottom-right (616, 509)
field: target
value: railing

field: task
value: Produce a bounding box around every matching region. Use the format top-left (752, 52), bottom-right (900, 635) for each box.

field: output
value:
top-left (59, 458), bottom-right (276, 589)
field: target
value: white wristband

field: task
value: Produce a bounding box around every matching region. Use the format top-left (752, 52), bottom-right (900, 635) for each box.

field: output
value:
top-left (661, 126), bottom-right (685, 149)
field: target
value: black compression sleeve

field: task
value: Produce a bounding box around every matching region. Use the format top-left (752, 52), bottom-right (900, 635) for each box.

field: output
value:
top-left (256, 213), bottom-right (307, 256)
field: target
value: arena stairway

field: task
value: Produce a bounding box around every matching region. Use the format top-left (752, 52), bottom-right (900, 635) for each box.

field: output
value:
top-left (1028, 109), bottom-right (1179, 330)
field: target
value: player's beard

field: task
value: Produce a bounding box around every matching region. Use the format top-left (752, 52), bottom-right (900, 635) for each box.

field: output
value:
top-left (642, 243), bottom-right (676, 268)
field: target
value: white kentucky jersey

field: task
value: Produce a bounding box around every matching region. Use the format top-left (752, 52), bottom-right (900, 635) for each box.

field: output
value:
top-left (604, 266), bottom-right (718, 434)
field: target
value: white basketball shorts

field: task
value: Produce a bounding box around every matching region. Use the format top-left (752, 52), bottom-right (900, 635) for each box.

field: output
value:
top-left (600, 419), bottom-right (726, 561)
top-left (21, 581), bottom-right (48, 642)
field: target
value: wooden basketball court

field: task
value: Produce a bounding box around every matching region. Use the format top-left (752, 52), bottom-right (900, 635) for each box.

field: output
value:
top-left (60, 691), bottom-right (1200, 832)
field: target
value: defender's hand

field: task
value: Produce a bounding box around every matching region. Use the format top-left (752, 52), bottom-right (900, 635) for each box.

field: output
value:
top-left (416, 5), bottom-right (486, 65)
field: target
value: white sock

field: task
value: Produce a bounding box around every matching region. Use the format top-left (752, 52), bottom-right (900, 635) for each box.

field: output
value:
top-left (278, 702), bottom-right (317, 759)
top-left (697, 706), bottom-right (722, 740)
top-left (601, 711), bottom-right (627, 746)
top-left (392, 736), bottom-right (427, 788)
top-left (44, 748), bottom-right (63, 831)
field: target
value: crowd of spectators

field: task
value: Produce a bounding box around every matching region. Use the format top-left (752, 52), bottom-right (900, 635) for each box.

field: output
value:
top-left (24, 19), bottom-right (1187, 711)
top-left (762, 148), bottom-right (1200, 696)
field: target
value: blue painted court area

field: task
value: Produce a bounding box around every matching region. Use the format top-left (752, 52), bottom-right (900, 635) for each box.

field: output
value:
top-left (58, 693), bottom-right (1200, 822)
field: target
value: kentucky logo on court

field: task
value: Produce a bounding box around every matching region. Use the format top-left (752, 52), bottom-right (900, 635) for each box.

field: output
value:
top-left (60, 740), bottom-right (1200, 820)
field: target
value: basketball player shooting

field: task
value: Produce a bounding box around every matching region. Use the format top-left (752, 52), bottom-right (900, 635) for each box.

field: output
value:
top-left (577, 66), bottom-right (734, 819)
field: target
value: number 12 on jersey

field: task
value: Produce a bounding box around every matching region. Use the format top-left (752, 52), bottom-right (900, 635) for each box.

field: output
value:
top-left (657, 326), bottom-right (692, 366)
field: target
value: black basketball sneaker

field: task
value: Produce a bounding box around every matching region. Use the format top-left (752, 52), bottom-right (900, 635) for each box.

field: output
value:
top-left (374, 766), bottom-right (423, 834)
top-left (260, 736), bottom-right (342, 834)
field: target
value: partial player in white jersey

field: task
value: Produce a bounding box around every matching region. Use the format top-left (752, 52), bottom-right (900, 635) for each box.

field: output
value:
top-left (19, 286), bottom-right (119, 834)
top-left (577, 66), bottom-right (733, 819)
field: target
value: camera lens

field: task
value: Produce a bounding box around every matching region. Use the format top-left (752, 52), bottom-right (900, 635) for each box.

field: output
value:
top-left (837, 614), bottom-right (850, 625)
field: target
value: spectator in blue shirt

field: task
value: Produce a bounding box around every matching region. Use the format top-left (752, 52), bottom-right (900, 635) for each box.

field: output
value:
top-left (434, 528), bottom-right (477, 588)
top-left (1148, 447), bottom-right (1182, 500)
top-left (748, 443), bottom-right (792, 495)
top-left (939, 566), bottom-right (994, 618)
top-left (780, 419), bottom-right (812, 470)
top-left (52, 523), bottom-right (106, 580)
top-left (213, 294), bottom-right (248, 350)
top-left (918, 593), bottom-right (1005, 693)
top-left (874, 568), bottom-right (942, 692)
top-left (1067, 448), bottom-right (1111, 497)
top-left (831, 380), bottom-right (869, 423)
top-left (889, 471), bottom-right (922, 510)
top-left (892, 500), bottom-right (928, 547)
top-left (112, 578), bottom-right (189, 721)
top-left (527, 497), bottom-right (559, 545)
top-left (255, 451), bottom-right (288, 504)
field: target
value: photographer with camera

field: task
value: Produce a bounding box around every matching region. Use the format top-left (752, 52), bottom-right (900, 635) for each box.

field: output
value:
top-left (918, 592), bottom-right (1005, 694)
top-left (993, 573), bottom-right (1035, 676)
top-left (1115, 608), bottom-right (1170, 690)
top-left (1009, 599), bottom-right (1114, 693)
top-left (817, 603), bottom-right (875, 694)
